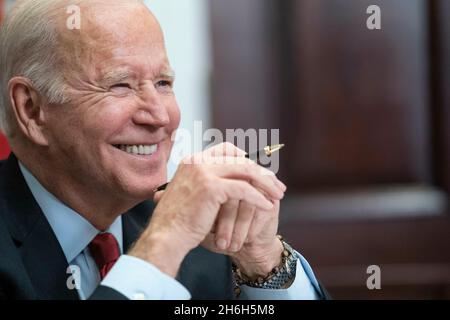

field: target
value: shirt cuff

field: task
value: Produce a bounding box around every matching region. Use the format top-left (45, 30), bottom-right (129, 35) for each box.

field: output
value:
top-left (100, 255), bottom-right (191, 300)
top-left (237, 253), bottom-right (321, 300)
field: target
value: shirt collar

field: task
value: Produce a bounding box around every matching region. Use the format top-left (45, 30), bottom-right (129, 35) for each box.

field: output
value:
top-left (19, 161), bottom-right (123, 263)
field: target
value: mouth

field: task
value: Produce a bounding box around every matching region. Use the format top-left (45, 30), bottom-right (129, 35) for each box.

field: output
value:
top-left (112, 143), bottom-right (159, 156)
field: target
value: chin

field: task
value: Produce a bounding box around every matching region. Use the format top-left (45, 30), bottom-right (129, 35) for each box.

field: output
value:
top-left (120, 171), bottom-right (167, 201)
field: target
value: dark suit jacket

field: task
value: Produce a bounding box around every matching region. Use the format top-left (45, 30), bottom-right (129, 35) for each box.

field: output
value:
top-left (0, 155), bottom-right (235, 300)
top-left (0, 154), bottom-right (329, 300)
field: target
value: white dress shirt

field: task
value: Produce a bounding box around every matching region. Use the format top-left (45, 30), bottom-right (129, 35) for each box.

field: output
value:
top-left (19, 162), bottom-right (321, 300)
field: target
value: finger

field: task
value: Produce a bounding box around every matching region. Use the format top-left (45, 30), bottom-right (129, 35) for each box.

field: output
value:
top-left (210, 219), bottom-right (218, 234)
top-left (220, 156), bottom-right (285, 189)
top-left (187, 144), bottom-right (247, 166)
top-left (214, 200), bottom-right (240, 250)
top-left (203, 142), bottom-right (247, 158)
top-left (201, 233), bottom-right (222, 254)
top-left (229, 201), bottom-right (256, 253)
top-left (220, 179), bottom-right (274, 210)
top-left (210, 158), bottom-right (285, 200)
top-left (247, 200), bottom-right (280, 241)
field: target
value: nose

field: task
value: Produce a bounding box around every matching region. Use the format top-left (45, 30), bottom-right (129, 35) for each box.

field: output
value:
top-left (132, 85), bottom-right (170, 128)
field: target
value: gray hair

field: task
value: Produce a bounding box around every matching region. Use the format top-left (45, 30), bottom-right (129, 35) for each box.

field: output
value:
top-left (0, 0), bottom-right (148, 137)
top-left (0, 0), bottom-right (72, 136)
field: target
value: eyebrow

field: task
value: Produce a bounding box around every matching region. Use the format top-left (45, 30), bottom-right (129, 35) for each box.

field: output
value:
top-left (159, 68), bottom-right (176, 80)
top-left (100, 67), bottom-right (176, 85)
top-left (100, 69), bottom-right (136, 86)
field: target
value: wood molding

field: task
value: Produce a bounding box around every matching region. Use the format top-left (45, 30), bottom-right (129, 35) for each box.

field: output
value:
top-left (280, 185), bottom-right (447, 222)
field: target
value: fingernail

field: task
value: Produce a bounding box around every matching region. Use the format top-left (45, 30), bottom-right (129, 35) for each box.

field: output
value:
top-left (265, 201), bottom-right (274, 210)
top-left (273, 178), bottom-right (286, 191)
top-left (216, 238), bottom-right (228, 250)
top-left (275, 189), bottom-right (284, 199)
top-left (230, 242), bottom-right (239, 252)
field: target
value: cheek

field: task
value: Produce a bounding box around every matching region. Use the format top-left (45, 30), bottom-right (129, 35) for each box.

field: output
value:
top-left (166, 100), bottom-right (181, 134)
top-left (84, 100), bottom-right (132, 139)
top-left (45, 107), bottom-right (83, 149)
top-left (161, 101), bottom-right (180, 159)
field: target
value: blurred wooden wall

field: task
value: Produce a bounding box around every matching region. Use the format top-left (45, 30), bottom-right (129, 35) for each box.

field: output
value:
top-left (210, 0), bottom-right (450, 299)
top-left (0, 0), bottom-right (4, 24)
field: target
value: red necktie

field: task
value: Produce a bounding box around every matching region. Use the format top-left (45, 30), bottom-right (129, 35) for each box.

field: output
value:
top-left (89, 233), bottom-right (121, 280)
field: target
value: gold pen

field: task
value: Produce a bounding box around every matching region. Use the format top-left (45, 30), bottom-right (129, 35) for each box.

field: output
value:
top-left (247, 144), bottom-right (285, 159)
top-left (153, 144), bottom-right (285, 193)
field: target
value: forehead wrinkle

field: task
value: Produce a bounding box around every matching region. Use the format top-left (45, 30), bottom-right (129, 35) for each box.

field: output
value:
top-left (80, 2), bottom-right (164, 48)
top-left (57, 1), bottom-right (165, 76)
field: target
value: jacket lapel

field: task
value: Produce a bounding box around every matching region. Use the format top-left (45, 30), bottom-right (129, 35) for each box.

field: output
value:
top-left (0, 155), bottom-right (78, 300)
top-left (19, 216), bottom-right (79, 300)
top-left (1, 155), bottom-right (235, 300)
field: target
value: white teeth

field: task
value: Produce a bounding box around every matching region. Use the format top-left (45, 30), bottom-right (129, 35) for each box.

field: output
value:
top-left (148, 144), bottom-right (157, 154)
top-left (116, 144), bottom-right (158, 156)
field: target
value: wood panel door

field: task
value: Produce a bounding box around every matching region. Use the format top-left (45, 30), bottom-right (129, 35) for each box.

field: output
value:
top-left (210, 0), bottom-right (450, 299)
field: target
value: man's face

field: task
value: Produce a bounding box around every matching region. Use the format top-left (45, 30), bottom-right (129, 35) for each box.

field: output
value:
top-left (44, 3), bottom-right (180, 201)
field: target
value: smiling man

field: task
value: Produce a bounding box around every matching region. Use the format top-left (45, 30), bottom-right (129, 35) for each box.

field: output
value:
top-left (0, 0), bottom-right (328, 300)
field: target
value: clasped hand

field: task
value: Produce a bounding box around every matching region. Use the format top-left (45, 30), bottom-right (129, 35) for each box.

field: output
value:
top-left (129, 143), bottom-right (286, 279)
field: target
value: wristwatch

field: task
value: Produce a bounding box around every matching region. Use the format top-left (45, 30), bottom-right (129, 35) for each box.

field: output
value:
top-left (232, 236), bottom-right (299, 296)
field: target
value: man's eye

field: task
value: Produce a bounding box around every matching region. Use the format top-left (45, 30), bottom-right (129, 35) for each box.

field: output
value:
top-left (156, 80), bottom-right (173, 88)
top-left (111, 83), bottom-right (132, 90)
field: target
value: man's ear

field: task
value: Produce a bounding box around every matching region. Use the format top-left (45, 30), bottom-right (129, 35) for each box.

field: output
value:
top-left (8, 77), bottom-right (49, 146)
